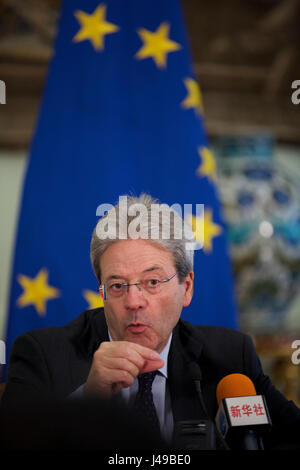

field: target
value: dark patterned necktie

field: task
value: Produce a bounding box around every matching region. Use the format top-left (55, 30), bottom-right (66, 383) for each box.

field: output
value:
top-left (133, 371), bottom-right (161, 434)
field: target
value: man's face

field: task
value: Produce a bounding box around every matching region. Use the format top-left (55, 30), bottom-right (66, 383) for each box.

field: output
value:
top-left (99, 239), bottom-right (193, 353)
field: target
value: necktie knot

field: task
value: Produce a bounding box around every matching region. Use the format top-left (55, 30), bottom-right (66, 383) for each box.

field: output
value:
top-left (137, 371), bottom-right (156, 393)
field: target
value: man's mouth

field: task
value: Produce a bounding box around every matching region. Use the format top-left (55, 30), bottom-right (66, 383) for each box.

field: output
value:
top-left (127, 322), bottom-right (147, 334)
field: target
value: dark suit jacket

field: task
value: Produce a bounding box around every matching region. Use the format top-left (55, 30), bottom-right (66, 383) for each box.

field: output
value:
top-left (2, 308), bottom-right (300, 449)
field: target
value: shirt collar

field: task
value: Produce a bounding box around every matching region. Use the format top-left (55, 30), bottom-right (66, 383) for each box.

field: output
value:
top-left (158, 333), bottom-right (172, 378)
top-left (108, 331), bottom-right (172, 379)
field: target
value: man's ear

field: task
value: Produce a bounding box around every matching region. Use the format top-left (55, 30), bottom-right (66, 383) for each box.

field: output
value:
top-left (183, 271), bottom-right (194, 307)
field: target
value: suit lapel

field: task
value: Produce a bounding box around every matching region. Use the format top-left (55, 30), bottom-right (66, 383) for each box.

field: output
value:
top-left (69, 308), bottom-right (109, 392)
top-left (168, 320), bottom-right (205, 422)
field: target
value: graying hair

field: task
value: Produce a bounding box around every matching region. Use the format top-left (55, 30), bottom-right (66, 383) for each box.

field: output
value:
top-left (90, 193), bottom-right (194, 283)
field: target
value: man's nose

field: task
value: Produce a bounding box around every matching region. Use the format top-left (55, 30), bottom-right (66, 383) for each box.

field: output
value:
top-left (124, 284), bottom-right (147, 309)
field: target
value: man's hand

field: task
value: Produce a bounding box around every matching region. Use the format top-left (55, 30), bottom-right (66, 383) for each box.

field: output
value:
top-left (84, 341), bottom-right (164, 398)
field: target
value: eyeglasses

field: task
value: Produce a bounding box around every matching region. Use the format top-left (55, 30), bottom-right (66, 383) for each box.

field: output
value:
top-left (99, 272), bottom-right (178, 300)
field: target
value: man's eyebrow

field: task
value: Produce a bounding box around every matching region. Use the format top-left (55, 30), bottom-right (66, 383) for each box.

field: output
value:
top-left (142, 266), bottom-right (164, 273)
top-left (106, 274), bottom-right (126, 282)
top-left (106, 266), bottom-right (164, 281)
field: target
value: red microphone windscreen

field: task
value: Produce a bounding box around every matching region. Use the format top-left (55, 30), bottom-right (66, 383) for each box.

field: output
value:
top-left (216, 373), bottom-right (256, 405)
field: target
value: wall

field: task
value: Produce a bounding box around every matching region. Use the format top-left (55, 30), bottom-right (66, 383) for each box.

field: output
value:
top-left (0, 151), bottom-right (27, 340)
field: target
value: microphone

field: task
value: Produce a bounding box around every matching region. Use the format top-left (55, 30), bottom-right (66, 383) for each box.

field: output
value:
top-left (173, 362), bottom-right (217, 450)
top-left (188, 362), bottom-right (209, 416)
top-left (215, 374), bottom-right (272, 450)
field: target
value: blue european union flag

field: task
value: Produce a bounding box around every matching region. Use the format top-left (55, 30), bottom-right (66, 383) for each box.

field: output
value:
top-left (4, 0), bottom-right (238, 378)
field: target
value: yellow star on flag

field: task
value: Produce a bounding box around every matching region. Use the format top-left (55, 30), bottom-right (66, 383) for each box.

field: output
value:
top-left (83, 289), bottom-right (104, 309)
top-left (17, 269), bottom-right (60, 316)
top-left (181, 78), bottom-right (203, 115)
top-left (188, 209), bottom-right (222, 253)
top-left (197, 146), bottom-right (217, 182)
top-left (135, 22), bottom-right (181, 68)
top-left (73, 3), bottom-right (119, 51)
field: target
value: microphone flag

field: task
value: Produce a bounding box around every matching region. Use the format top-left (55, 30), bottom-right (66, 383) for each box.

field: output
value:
top-left (216, 395), bottom-right (271, 439)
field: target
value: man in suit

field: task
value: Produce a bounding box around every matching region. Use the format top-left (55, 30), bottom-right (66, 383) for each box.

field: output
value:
top-left (2, 194), bottom-right (300, 449)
